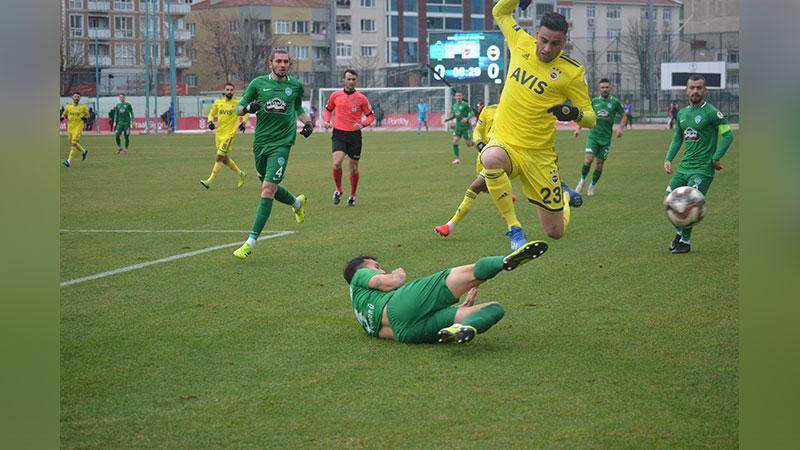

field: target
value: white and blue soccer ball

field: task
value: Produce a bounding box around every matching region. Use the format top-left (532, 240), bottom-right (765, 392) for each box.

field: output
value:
top-left (664, 186), bottom-right (707, 228)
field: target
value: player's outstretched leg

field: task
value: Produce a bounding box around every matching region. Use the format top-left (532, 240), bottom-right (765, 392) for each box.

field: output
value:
top-left (502, 240), bottom-right (549, 271)
top-left (437, 324), bottom-right (477, 344)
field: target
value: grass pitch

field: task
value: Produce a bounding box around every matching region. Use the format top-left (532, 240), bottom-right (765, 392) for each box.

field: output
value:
top-left (61, 129), bottom-right (738, 447)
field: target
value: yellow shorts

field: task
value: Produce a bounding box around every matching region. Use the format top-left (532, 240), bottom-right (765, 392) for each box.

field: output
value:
top-left (486, 140), bottom-right (564, 211)
top-left (215, 133), bottom-right (236, 156)
top-left (67, 129), bottom-right (82, 145)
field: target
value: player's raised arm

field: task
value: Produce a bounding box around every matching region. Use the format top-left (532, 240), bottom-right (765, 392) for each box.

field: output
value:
top-left (367, 268), bottom-right (406, 292)
top-left (565, 66), bottom-right (596, 129)
top-left (493, 0), bottom-right (529, 47)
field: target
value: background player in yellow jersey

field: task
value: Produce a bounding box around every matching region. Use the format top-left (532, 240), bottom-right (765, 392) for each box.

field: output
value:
top-left (61, 92), bottom-right (89, 168)
top-left (483, 2), bottom-right (596, 250)
top-left (200, 83), bottom-right (249, 189)
top-left (434, 102), bottom-right (514, 237)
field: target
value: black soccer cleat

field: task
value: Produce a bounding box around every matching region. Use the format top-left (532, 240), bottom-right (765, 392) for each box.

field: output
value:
top-left (669, 233), bottom-right (681, 251)
top-left (502, 240), bottom-right (548, 271)
top-left (347, 197), bottom-right (356, 207)
top-left (332, 191), bottom-right (342, 205)
top-left (671, 241), bottom-right (691, 254)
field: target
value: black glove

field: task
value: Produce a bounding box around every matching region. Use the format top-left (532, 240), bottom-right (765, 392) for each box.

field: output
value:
top-left (243, 100), bottom-right (262, 114)
top-left (238, 123), bottom-right (246, 132)
top-left (547, 104), bottom-right (583, 122)
top-left (299, 121), bottom-right (313, 138)
top-left (519, 0), bottom-right (532, 10)
top-left (208, 122), bottom-right (216, 130)
top-left (476, 142), bottom-right (485, 151)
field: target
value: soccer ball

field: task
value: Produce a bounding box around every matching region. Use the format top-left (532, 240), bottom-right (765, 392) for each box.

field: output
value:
top-left (664, 186), bottom-right (707, 228)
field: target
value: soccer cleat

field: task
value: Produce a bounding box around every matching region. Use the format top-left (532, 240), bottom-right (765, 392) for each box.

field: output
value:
top-left (669, 233), bottom-right (681, 251)
top-left (512, 194), bottom-right (517, 203)
top-left (452, 159), bottom-right (460, 165)
top-left (503, 240), bottom-right (549, 271)
top-left (116, 148), bottom-right (123, 155)
top-left (200, 179), bottom-right (210, 189)
top-left (587, 184), bottom-right (596, 196)
top-left (294, 194), bottom-right (307, 224)
top-left (81, 150), bottom-right (89, 161)
top-left (233, 242), bottom-right (253, 259)
top-left (63, 160), bottom-right (71, 167)
top-left (437, 324), bottom-right (477, 344)
top-left (347, 197), bottom-right (356, 207)
top-left (505, 226), bottom-right (528, 251)
top-left (332, 191), bottom-right (342, 205)
top-left (575, 178), bottom-right (585, 193)
top-left (434, 224), bottom-right (451, 237)
top-left (562, 181), bottom-right (582, 207)
top-left (237, 171), bottom-right (247, 188)
top-left (671, 241), bottom-right (691, 254)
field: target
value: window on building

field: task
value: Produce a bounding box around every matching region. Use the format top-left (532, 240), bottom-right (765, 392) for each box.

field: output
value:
top-left (360, 0), bottom-right (375, 6)
top-left (293, 21), bottom-right (308, 33)
top-left (114, 43), bottom-right (135, 65)
top-left (663, 9), bottom-right (672, 20)
top-left (70, 42), bottom-right (85, 64)
top-left (187, 48), bottom-right (197, 61)
top-left (313, 46), bottom-right (330, 59)
top-left (313, 21), bottom-right (327, 35)
top-left (388, 41), bottom-right (417, 63)
top-left (587, 18), bottom-right (595, 29)
top-left (274, 20), bottom-right (290, 34)
top-left (557, 7), bottom-right (570, 19)
top-left (187, 22), bottom-right (195, 36)
top-left (727, 50), bottom-right (739, 64)
top-left (607, 5), bottom-right (621, 19)
top-left (390, 15), bottom-right (418, 37)
top-left (70, 15), bottom-right (83, 37)
top-left (89, 16), bottom-right (109, 30)
top-left (91, 43), bottom-right (110, 57)
top-left (471, 0), bottom-right (484, 14)
top-left (586, 50), bottom-right (596, 63)
top-left (607, 28), bottom-right (621, 40)
top-left (185, 75), bottom-right (197, 87)
top-left (68, 0), bottom-right (82, 9)
top-left (535, 3), bottom-right (553, 22)
top-left (229, 20), bottom-right (239, 33)
top-left (611, 72), bottom-right (621, 86)
top-left (336, 0), bottom-right (350, 7)
top-left (587, 5), bottom-right (595, 18)
top-left (471, 18), bottom-right (484, 30)
top-left (445, 17), bottom-right (462, 30)
top-left (114, 16), bottom-right (133, 38)
top-left (336, 41), bottom-right (352, 58)
top-left (361, 19), bottom-right (375, 32)
top-left (290, 46), bottom-right (309, 60)
top-left (607, 51), bottom-right (621, 63)
top-left (728, 73), bottom-right (738, 85)
top-left (641, 7), bottom-right (655, 20)
top-left (114, 0), bottom-right (133, 11)
top-left (336, 16), bottom-right (351, 34)
top-left (361, 44), bottom-right (377, 57)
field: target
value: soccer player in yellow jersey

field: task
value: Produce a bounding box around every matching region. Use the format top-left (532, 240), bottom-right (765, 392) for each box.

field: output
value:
top-left (61, 92), bottom-right (90, 168)
top-left (200, 83), bottom-right (250, 189)
top-left (435, 102), bottom-right (514, 237)
top-left (484, 2), bottom-right (596, 251)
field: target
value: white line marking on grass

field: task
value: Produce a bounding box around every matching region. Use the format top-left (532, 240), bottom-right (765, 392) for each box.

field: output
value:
top-left (60, 231), bottom-right (294, 288)
top-left (61, 229), bottom-right (251, 234)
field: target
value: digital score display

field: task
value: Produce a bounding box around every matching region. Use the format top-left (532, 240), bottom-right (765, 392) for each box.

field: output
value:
top-left (428, 31), bottom-right (505, 84)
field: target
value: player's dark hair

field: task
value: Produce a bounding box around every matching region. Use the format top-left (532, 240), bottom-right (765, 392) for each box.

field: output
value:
top-left (599, 78), bottom-right (610, 84)
top-left (539, 11), bottom-right (569, 34)
top-left (343, 255), bottom-right (378, 284)
top-left (688, 74), bottom-right (706, 84)
top-left (119, 93), bottom-right (126, 96)
top-left (343, 69), bottom-right (358, 78)
top-left (72, 91), bottom-right (81, 96)
top-left (224, 82), bottom-right (234, 88)
top-left (269, 48), bottom-right (289, 60)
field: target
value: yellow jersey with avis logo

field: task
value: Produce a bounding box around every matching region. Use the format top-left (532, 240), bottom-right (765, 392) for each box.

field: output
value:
top-left (63, 104), bottom-right (89, 133)
top-left (490, 0), bottom-right (595, 150)
top-left (208, 97), bottom-right (249, 137)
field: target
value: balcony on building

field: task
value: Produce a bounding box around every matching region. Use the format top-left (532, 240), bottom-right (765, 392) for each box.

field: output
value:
top-left (87, 0), bottom-right (111, 12)
top-left (168, 3), bottom-right (191, 15)
top-left (88, 28), bottom-right (111, 39)
top-left (175, 56), bottom-right (191, 68)
top-left (174, 30), bottom-right (191, 41)
top-left (88, 55), bottom-right (112, 66)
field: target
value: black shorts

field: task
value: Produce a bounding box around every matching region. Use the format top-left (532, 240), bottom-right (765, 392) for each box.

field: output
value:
top-left (332, 129), bottom-right (363, 160)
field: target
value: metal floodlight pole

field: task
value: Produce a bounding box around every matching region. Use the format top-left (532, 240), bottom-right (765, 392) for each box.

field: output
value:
top-left (329, 0), bottom-right (337, 88)
top-left (94, 33), bottom-right (100, 115)
top-left (153, 2), bottom-right (159, 134)
top-left (144, 0), bottom-right (151, 133)
top-left (167, 0), bottom-right (178, 132)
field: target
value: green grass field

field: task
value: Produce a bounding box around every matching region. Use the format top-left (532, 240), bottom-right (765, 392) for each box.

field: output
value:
top-left (61, 129), bottom-right (738, 448)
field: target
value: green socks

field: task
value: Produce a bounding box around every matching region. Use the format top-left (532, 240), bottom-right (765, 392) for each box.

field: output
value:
top-left (591, 168), bottom-right (603, 185)
top-left (462, 303), bottom-right (505, 333)
top-left (581, 163), bottom-right (591, 180)
top-left (473, 256), bottom-right (505, 281)
top-left (453, 144), bottom-right (460, 158)
top-left (274, 186), bottom-right (296, 206)
top-left (248, 197), bottom-right (274, 240)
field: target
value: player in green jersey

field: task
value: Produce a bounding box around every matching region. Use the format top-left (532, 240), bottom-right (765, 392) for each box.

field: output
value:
top-left (664, 74), bottom-right (734, 254)
top-left (232, 49), bottom-right (314, 260)
top-left (113, 93), bottom-right (134, 155)
top-left (443, 91), bottom-right (475, 164)
top-left (343, 240), bottom-right (548, 344)
top-left (574, 78), bottom-right (627, 196)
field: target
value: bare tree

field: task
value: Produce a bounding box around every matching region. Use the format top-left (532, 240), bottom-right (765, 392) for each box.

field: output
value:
top-left (61, 41), bottom-right (90, 95)
top-left (232, 16), bottom-right (277, 82)
top-left (621, 17), bottom-right (667, 115)
top-left (197, 14), bottom-right (239, 82)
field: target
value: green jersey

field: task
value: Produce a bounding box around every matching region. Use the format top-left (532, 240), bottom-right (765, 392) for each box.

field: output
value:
top-left (349, 268), bottom-right (393, 337)
top-left (239, 73), bottom-right (305, 150)
top-left (446, 101), bottom-right (474, 130)
top-left (586, 95), bottom-right (624, 145)
top-left (665, 102), bottom-right (732, 177)
top-left (114, 102), bottom-right (134, 126)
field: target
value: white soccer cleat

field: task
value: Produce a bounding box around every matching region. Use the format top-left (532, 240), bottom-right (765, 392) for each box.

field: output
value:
top-left (587, 184), bottom-right (595, 196)
top-left (575, 179), bottom-right (585, 193)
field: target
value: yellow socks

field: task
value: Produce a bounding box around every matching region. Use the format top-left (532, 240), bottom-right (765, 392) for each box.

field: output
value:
top-left (449, 189), bottom-right (478, 225)
top-left (225, 158), bottom-right (241, 173)
top-left (482, 168), bottom-right (520, 229)
top-left (207, 161), bottom-right (223, 181)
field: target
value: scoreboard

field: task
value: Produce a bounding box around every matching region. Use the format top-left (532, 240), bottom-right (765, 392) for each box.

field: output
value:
top-left (428, 31), bottom-right (505, 84)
